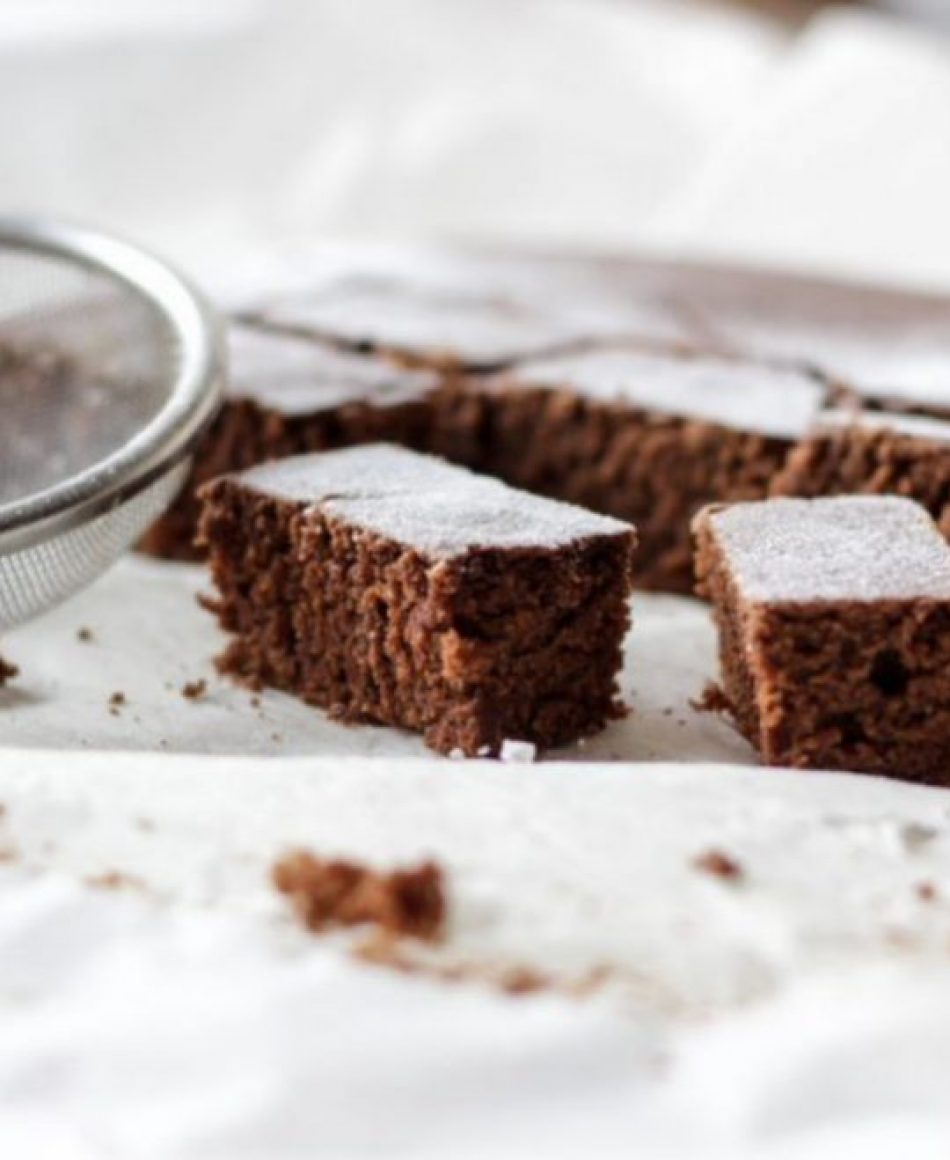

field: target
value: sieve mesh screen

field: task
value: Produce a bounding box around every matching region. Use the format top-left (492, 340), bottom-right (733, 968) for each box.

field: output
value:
top-left (0, 220), bottom-right (221, 630)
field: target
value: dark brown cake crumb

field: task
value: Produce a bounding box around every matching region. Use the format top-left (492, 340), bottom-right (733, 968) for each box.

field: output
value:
top-left (690, 682), bottom-right (733, 716)
top-left (181, 679), bottom-right (208, 701)
top-left (693, 848), bottom-right (744, 881)
top-left (273, 852), bottom-right (446, 941)
top-left (76, 627), bottom-right (94, 643)
top-left (917, 881), bottom-right (938, 902)
top-left (0, 655), bottom-right (19, 687)
top-left (108, 691), bottom-right (126, 716)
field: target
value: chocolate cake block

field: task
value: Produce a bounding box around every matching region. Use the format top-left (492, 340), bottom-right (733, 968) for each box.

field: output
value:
top-left (198, 444), bottom-right (636, 756)
top-left (140, 324), bottom-right (440, 560)
top-left (772, 409), bottom-right (950, 539)
top-left (694, 495), bottom-right (950, 782)
top-left (471, 345), bottom-right (826, 593)
top-left (241, 276), bottom-right (595, 372)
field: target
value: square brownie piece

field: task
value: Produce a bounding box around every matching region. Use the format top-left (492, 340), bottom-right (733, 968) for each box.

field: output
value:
top-left (140, 323), bottom-right (440, 560)
top-left (474, 345), bottom-right (826, 593)
top-left (772, 408), bottom-right (950, 539)
top-left (198, 444), bottom-right (636, 756)
top-left (694, 495), bottom-right (950, 783)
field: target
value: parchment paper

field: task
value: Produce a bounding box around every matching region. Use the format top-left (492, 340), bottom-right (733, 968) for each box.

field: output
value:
top-left (0, 557), bottom-right (752, 766)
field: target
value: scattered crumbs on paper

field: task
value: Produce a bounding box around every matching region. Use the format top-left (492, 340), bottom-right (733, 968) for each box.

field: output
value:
top-left (85, 869), bottom-right (145, 892)
top-left (693, 848), bottom-right (744, 882)
top-left (273, 851), bottom-right (445, 941)
top-left (690, 682), bottom-right (732, 716)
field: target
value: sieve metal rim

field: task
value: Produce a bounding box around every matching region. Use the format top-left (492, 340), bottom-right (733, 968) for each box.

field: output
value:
top-left (0, 216), bottom-right (224, 555)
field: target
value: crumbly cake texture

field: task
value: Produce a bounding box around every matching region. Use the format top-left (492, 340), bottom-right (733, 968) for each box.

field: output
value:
top-left (694, 496), bottom-right (950, 782)
top-left (773, 409), bottom-right (950, 539)
top-left (198, 445), bottom-right (636, 756)
top-left (272, 851), bottom-right (445, 941)
top-left (474, 346), bottom-right (827, 593)
top-left (139, 324), bottom-right (439, 561)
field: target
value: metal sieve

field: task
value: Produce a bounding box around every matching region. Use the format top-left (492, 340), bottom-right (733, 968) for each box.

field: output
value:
top-left (0, 217), bottom-right (223, 629)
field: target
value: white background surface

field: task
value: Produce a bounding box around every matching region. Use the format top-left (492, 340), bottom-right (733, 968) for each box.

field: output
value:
top-left (3, 2), bottom-right (950, 1157)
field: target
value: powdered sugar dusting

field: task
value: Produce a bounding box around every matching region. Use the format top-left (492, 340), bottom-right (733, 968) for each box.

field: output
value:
top-left (251, 278), bottom-right (592, 369)
top-left (705, 496), bottom-right (950, 603)
top-left (240, 444), bottom-right (634, 557)
top-left (228, 323), bottom-right (438, 415)
top-left (816, 407), bottom-right (950, 447)
top-left (509, 346), bottom-right (825, 439)
top-left (714, 316), bottom-right (950, 409)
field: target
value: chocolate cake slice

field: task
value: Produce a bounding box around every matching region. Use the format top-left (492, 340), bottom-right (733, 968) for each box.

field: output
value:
top-left (140, 324), bottom-right (440, 560)
top-left (694, 496), bottom-right (950, 782)
top-left (467, 345), bottom-right (826, 593)
top-left (772, 409), bottom-right (950, 538)
top-left (198, 444), bottom-right (636, 756)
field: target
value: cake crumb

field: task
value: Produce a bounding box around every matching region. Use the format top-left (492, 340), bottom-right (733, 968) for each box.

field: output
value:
top-left (76, 627), bottom-right (94, 643)
top-left (351, 933), bottom-right (554, 997)
top-left (0, 846), bottom-right (18, 863)
top-left (693, 848), bottom-right (744, 881)
top-left (690, 682), bottom-right (733, 716)
top-left (498, 966), bottom-right (550, 995)
top-left (0, 654), bottom-right (19, 687)
top-left (500, 738), bottom-right (537, 763)
top-left (917, 881), bottom-right (938, 902)
top-left (181, 678), bottom-right (208, 701)
top-left (108, 691), bottom-right (127, 715)
top-left (86, 869), bottom-right (144, 891)
top-left (273, 852), bottom-right (445, 941)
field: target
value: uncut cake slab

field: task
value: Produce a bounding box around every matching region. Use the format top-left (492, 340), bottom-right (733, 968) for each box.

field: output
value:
top-left (4, 245), bottom-right (950, 1156)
